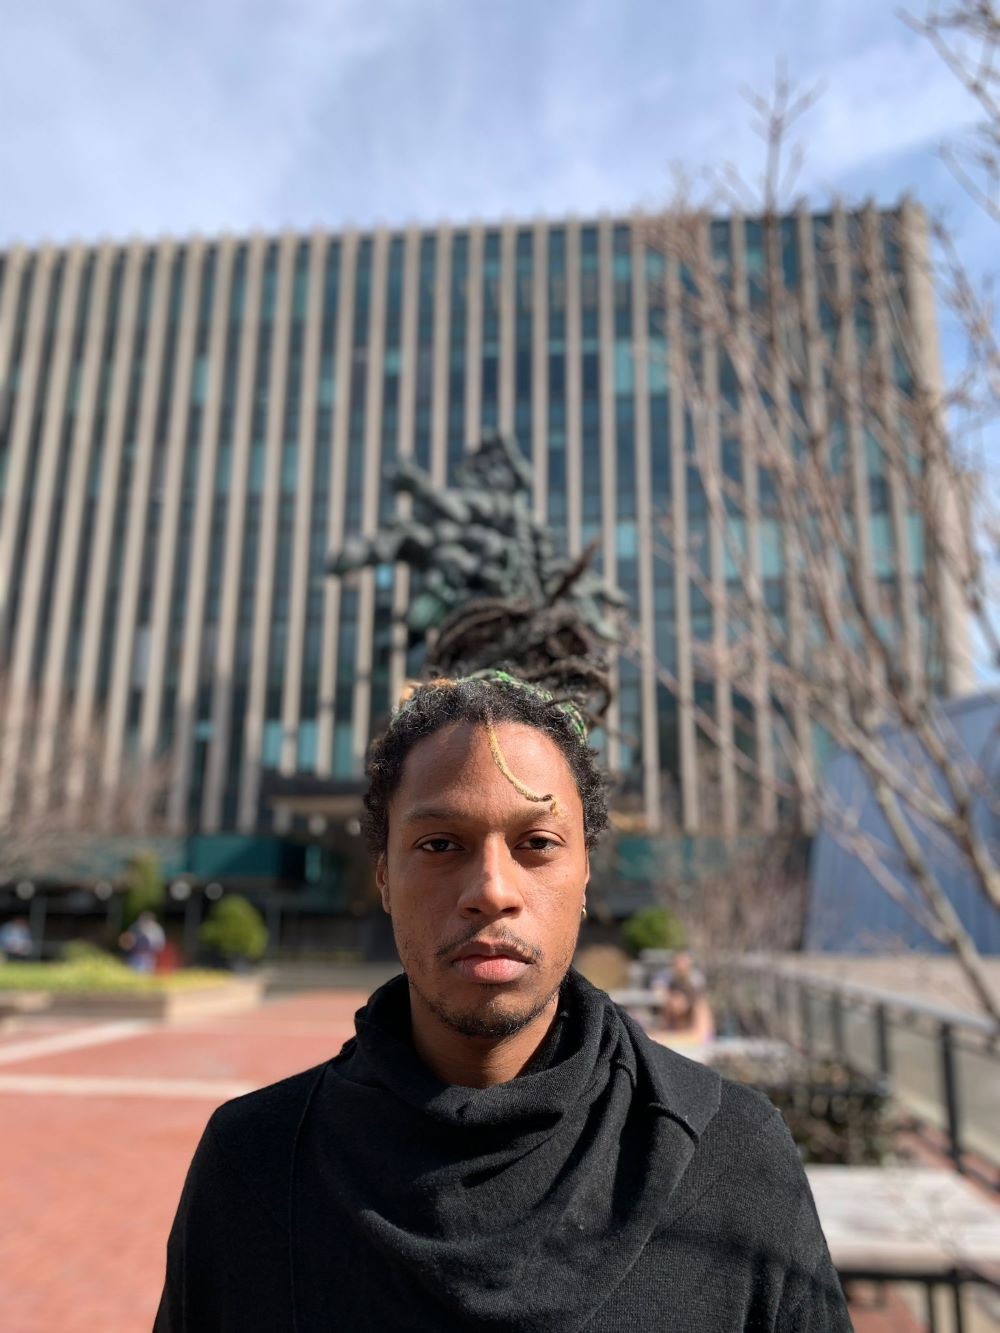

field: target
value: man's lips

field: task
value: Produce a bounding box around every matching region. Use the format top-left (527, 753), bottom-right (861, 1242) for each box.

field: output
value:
top-left (448, 941), bottom-right (534, 984)
top-left (451, 954), bottom-right (531, 983)
top-left (450, 941), bottom-right (532, 963)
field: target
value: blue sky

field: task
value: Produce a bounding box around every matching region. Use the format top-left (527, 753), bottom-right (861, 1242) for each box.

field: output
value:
top-left (0, 0), bottom-right (986, 247)
top-left (2, 0), bottom-right (996, 677)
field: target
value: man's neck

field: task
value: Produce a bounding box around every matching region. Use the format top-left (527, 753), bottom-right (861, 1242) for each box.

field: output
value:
top-left (408, 990), bottom-right (561, 1088)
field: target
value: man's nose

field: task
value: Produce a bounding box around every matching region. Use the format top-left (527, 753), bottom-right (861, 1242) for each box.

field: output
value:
top-left (457, 837), bottom-right (523, 917)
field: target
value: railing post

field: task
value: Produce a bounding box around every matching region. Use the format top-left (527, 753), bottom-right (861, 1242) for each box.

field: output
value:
top-left (951, 1271), bottom-right (965, 1333)
top-left (874, 1003), bottom-right (891, 1081)
top-left (266, 896), bottom-right (282, 959)
top-left (800, 983), bottom-right (813, 1059)
top-left (924, 1281), bottom-right (938, 1333)
top-left (831, 990), bottom-right (846, 1060)
top-left (182, 894), bottom-right (195, 964)
top-left (29, 891), bottom-right (48, 958)
top-left (774, 974), bottom-right (786, 1040)
top-left (940, 1023), bottom-right (964, 1173)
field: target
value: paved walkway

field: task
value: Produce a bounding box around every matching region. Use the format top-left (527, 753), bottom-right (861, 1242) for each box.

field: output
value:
top-left (0, 991), bottom-right (363, 1333)
top-left (0, 984), bottom-right (971, 1332)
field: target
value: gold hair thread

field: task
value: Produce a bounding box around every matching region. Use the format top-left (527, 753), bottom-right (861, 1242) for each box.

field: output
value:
top-left (484, 719), bottom-right (561, 817)
top-left (393, 679), bottom-right (562, 816)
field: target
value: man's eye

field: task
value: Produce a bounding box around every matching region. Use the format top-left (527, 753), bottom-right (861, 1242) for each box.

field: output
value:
top-left (518, 836), bottom-right (559, 853)
top-left (419, 838), bottom-right (459, 853)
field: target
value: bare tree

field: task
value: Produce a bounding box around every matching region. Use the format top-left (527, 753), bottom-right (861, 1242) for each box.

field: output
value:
top-left (0, 674), bottom-right (172, 888)
top-left (642, 31), bottom-right (1000, 1022)
top-left (905, 0), bottom-right (1000, 225)
top-left (664, 832), bottom-right (810, 1029)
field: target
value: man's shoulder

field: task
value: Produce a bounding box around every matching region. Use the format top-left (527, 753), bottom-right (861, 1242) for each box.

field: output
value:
top-left (710, 1071), bottom-right (793, 1164)
top-left (634, 1030), bottom-right (726, 1138)
top-left (209, 1060), bottom-right (332, 1149)
top-left (636, 1030), bottom-right (798, 1178)
top-left (664, 1060), bottom-right (808, 1226)
top-left (641, 1034), bottom-right (782, 1139)
top-left (191, 1061), bottom-right (337, 1235)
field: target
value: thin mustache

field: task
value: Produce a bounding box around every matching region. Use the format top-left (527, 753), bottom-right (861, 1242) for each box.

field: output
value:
top-left (436, 927), bottom-right (542, 964)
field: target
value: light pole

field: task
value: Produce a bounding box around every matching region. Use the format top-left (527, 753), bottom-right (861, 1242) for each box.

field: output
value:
top-left (171, 879), bottom-right (200, 964)
top-left (16, 881), bottom-right (46, 958)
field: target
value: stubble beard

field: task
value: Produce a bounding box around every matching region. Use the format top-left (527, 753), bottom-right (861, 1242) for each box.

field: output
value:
top-left (415, 970), bottom-right (567, 1039)
top-left (394, 917), bottom-right (580, 1041)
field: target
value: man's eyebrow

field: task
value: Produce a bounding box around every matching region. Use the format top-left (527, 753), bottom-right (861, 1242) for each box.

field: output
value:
top-left (401, 805), bottom-right (465, 826)
top-left (400, 802), bottom-right (571, 827)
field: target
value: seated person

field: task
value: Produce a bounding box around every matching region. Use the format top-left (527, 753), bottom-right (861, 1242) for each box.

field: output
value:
top-left (668, 950), bottom-right (706, 992)
top-left (658, 956), bottom-right (715, 1044)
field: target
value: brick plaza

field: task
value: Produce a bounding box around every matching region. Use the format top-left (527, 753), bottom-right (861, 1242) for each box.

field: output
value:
top-left (0, 988), bottom-right (925, 1332)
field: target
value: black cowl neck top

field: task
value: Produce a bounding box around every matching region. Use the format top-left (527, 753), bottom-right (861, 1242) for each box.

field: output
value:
top-left (155, 969), bottom-right (853, 1332)
top-left (290, 969), bottom-right (718, 1331)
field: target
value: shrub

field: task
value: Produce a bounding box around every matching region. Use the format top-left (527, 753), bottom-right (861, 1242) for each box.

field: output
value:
top-left (0, 959), bottom-right (230, 992)
top-left (621, 905), bottom-right (685, 958)
top-left (198, 895), bottom-right (268, 964)
top-left (61, 939), bottom-right (114, 963)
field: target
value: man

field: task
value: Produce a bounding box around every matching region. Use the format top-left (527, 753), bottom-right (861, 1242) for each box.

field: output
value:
top-left (119, 910), bottom-right (166, 974)
top-left (652, 951), bottom-right (715, 1045)
top-left (156, 673), bottom-right (852, 1331)
top-left (668, 951), bottom-right (706, 993)
top-left (0, 915), bottom-right (33, 960)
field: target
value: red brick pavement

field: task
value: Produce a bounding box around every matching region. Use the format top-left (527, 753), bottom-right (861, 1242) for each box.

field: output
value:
top-left (0, 991), bottom-right (362, 1333)
top-left (0, 990), bottom-right (926, 1332)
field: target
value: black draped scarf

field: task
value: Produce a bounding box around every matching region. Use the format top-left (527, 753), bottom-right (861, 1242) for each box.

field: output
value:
top-left (289, 969), bottom-right (720, 1332)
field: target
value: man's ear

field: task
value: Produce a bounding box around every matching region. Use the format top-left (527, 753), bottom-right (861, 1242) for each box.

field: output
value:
top-left (583, 848), bottom-right (590, 891)
top-left (376, 854), bottom-right (391, 915)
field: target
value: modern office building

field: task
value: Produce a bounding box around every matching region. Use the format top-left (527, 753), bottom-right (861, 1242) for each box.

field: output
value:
top-left (0, 203), bottom-right (965, 900)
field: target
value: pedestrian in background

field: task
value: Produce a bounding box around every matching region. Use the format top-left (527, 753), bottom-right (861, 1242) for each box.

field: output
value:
top-left (118, 910), bottom-right (166, 974)
top-left (0, 916), bottom-right (33, 961)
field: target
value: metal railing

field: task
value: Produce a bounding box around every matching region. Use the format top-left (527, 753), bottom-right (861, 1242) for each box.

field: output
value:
top-left (836, 1269), bottom-right (1000, 1333)
top-left (718, 955), bottom-right (1000, 1192)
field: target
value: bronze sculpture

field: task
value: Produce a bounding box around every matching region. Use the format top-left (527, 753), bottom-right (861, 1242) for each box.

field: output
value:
top-left (327, 433), bottom-right (626, 720)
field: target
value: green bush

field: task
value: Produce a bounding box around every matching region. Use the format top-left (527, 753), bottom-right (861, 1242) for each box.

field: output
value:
top-left (61, 939), bottom-right (114, 963)
top-left (621, 905), bottom-right (685, 958)
top-left (198, 895), bottom-right (268, 964)
top-left (123, 853), bottom-right (165, 929)
top-left (0, 958), bottom-right (228, 992)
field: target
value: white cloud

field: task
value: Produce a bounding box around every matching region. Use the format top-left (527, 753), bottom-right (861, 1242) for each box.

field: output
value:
top-left (0, 0), bottom-right (409, 242)
top-left (0, 0), bottom-right (990, 244)
top-left (797, 37), bottom-right (982, 189)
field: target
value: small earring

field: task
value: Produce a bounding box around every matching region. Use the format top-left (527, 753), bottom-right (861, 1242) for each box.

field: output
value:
top-left (581, 904), bottom-right (588, 920)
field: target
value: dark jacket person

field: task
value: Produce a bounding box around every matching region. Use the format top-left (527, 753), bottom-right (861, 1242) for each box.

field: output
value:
top-left (155, 674), bottom-right (852, 1332)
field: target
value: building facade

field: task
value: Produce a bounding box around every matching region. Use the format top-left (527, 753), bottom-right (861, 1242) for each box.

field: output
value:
top-left (0, 203), bottom-right (960, 872)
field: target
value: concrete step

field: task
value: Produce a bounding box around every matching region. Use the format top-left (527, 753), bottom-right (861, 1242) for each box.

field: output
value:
top-left (264, 961), bottom-right (402, 994)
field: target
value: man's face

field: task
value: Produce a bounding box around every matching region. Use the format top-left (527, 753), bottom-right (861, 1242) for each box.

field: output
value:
top-left (377, 720), bottom-right (589, 1040)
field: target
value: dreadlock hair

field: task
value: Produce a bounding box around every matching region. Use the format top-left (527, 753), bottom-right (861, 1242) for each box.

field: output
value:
top-left (363, 674), bottom-right (610, 855)
top-left (428, 597), bottom-right (613, 726)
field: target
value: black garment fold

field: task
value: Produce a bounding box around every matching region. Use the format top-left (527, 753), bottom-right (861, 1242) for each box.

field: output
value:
top-left (155, 969), bottom-right (853, 1333)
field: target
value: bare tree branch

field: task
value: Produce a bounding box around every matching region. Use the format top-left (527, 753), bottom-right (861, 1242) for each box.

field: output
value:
top-left (643, 55), bottom-right (1000, 1024)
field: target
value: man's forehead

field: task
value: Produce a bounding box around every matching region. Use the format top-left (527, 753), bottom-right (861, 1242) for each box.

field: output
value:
top-left (392, 720), bottom-right (580, 813)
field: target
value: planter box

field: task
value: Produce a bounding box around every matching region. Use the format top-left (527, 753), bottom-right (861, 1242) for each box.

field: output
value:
top-left (38, 974), bottom-right (266, 1024)
top-left (0, 990), bottom-right (52, 1019)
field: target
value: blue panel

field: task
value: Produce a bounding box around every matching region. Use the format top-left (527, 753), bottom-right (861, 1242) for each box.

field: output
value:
top-left (807, 693), bottom-right (1000, 954)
